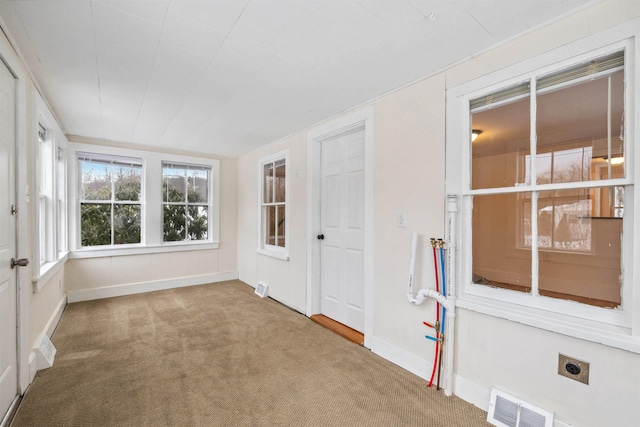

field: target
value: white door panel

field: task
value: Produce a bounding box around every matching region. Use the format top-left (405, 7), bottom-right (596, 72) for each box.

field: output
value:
top-left (0, 58), bottom-right (18, 420)
top-left (320, 129), bottom-right (365, 332)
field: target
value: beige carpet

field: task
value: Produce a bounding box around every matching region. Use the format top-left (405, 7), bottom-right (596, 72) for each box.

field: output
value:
top-left (12, 280), bottom-right (490, 426)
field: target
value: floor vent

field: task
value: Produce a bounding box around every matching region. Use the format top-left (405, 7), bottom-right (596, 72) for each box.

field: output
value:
top-left (255, 281), bottom-right (269, 298)
top-left (487, 388), bottom-right (553, 427)
top-left (34, 333), bottom-right (57, 370)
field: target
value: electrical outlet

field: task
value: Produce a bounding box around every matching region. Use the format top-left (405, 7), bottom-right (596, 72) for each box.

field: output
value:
top-left (558, 354), bottom-right (589, 385)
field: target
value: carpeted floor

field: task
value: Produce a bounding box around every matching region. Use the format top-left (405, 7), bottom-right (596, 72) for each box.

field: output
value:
top-left (11, 280), bottom-right (490, 426)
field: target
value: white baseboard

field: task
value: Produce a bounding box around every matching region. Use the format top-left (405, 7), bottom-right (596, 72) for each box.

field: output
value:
top-left (28, 351), bottom-right (37, 383)
top-left (370, 336), bottom-right (495, 413)
top-left (369, 336), bottom-right (433, 381)
top-left (28, 295), bottom-right (67, 382)
top-left (453, 373), bottom-right (490, 411)
top-left (66, 271), bottom-right (239, 303)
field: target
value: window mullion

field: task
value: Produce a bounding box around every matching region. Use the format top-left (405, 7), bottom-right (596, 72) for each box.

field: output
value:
top-left (531, 191), bottom-right (539, 297)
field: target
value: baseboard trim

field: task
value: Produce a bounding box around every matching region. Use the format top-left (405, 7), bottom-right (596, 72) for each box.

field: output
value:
top-left (66, 271), bottom-right (240, 303)
top-left (453, 374), bottom-right (490, 411)
top-left (369, 336), bottom-right (432, 381)
top-left (29, 295), bottom-right (67, 382)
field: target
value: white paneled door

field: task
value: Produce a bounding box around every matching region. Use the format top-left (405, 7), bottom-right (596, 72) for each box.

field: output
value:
top-left (0, 58), bottom-right (18, 420)
top-left (319, 129), bottom-right (365, 332)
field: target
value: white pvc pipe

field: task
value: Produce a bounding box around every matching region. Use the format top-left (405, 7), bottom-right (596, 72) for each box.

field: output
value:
top-left (444, 195), bottom-right (458, 397)
top-left (407, 232), bottom-right (418, 298)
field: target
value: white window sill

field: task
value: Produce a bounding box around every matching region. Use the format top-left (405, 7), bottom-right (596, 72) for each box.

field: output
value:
top-left (256, 247), bottom-right (289, 261)
top-left (457, 293), bottom-right (640, 354)
top-left (70, 241), bottom-right (220, 259)
top-left (33, 252), bottom-right (69, 293)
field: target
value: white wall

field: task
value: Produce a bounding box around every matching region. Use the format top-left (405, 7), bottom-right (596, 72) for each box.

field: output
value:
top-left (237, 133), bottom-right (308, 312)
top-left (236, 1), bottom-right (640, 426)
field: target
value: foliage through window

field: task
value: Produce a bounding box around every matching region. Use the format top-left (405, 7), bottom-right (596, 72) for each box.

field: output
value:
top-left (162, 162), bottom-right (210, 242)
top-left (79, 153), bottom-right (142, 247)
top-left (469, 50), bottom-right (625, 308)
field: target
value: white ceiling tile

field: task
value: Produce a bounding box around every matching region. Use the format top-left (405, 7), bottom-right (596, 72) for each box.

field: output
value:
top-left (51, 76), bottom-right (103, 136)
top-left (470, 1), bottom-right (534, 40)
top-left (14, 1), bottom-right (97, 82)
top-left (133, 43), bottom-right (210, 142)
top-left (161, 9), bottom-right (227, 59)
top-left (299, 0), bottom-right (382, 46)
top-left (356, 0), bottom-right (428, 25)
top-left (160, 51), bottom-right (262, 144)
top-left (92, 1), bottom-right (162, 84)
top-left (94, 0), bottom-right (169, 25)
top-left (219, 21), bottom-right (286, 64)
top-left (240, 0), bottom-right (318, 40)
top-left (168, 0), bottom-right (248, 34)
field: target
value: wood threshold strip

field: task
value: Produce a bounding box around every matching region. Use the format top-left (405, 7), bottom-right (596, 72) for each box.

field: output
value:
top-left (310, 314), bottom-right (364, 346)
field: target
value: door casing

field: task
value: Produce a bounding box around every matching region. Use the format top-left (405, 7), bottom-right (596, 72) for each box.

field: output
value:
top-left (306, 106), bottom-right (374, 348)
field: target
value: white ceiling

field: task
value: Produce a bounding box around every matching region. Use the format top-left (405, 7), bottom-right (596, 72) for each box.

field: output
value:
top-left (0, 0), bottom-right (596, 157)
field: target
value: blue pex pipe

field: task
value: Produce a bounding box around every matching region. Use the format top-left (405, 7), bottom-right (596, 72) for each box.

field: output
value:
top-left (425, 335), bottom-right (439, 342)
top-left (439, 246), bottom-right (447, 333)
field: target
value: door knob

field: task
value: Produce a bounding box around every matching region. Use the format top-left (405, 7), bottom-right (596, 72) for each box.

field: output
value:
top-left (11, 258), bottom-right (29, 269)
top-left (317, 234), bottom-right (325, 240)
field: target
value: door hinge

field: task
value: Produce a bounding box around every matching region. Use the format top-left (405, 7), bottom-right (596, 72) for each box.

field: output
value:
top-left (10, 204), bottom-right (17, 215)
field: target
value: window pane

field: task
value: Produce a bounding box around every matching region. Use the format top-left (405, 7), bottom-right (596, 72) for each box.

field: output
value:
top-left (274, 161), bottom-right (286, 203)
top-left (187, 169), bottom-right (209, 203)
top-left (163, 205), bottom-right (186, 241)
top-left (276, 205), bottom-right (285, 247)
top-left (471, 96), bottom-right (530, 189)
top-left (263, 163), bottom-right (273, 204)
top-left (187, 206), bottom-right (208, 241)
top-left (113, 204), bottom-right (141, 245)
top-left (536, 70), bottom-right (624, 184)
top-left (538, 187), bottom-right (622, 308)
top-left (163, 167), bottom-right (185, 203)
top-left (265, 206), bottom-right (276, 246)
top-left (114, 165), bottom-right (141, 201)
top-left (82, 161), bottom-right (112, 200)
top-left (472, 193), bottom-right (531, 292)
top-left (81, 203), bottom-right (112, 246)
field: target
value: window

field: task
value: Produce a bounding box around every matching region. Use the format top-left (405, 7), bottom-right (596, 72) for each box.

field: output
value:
top-left (78, 153), bottom-right (142, 247)
top-left (162, 162), bottom-right (210, 242)
top-left (35, 108), bottom-right (69, 289)
top-left (70, 143), bottom-right (220, 256)
top-left (38, 124), bottom-right (53, 264)
top-left (258, 152), bottom-right (288, 259)
top-left (468, 50), bottom-right (626, 309)
top-left (446, 36), bottom-right (636, 341)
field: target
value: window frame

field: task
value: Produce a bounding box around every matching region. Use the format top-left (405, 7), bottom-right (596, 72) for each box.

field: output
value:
top-left (446, 33), bottom-right (638, 352)
top-left (34, 98), bottom-right (69, 292)
top-left (68, 142), bottom-right (220, 258)
top-left (256, 150), bottom-right (289, 261)
top-left (77, 152), bottom-right (144, 248)
top-left (161, 161), bottom-right (212, 244)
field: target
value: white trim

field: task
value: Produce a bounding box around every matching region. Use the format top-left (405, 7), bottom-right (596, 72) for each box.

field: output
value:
top-left (306, 105), bottom-right (375, 348)
top-left (66, 271), bottom-right (239, 303)
top-left (69, 242), bottom-right (219, 259)
top-left (45, 296), bottom-right (66, 338)
top-left (33, 252), bottom-right (68, 292)
top-left (27, 295), bottom-right (66, 382)
top-left (255, 248), bottom-right (289, 261)
top-left (453, 374), bottom-right (490, 412)
top-left (369, 336), bottom-right (431, 381)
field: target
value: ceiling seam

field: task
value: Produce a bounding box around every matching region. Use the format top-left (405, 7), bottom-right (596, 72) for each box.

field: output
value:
top-left (89, 0), bottom-right (104, 137)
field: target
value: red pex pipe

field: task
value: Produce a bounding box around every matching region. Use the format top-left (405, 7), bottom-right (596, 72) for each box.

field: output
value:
top-left (428, 241), bottom-right (440, 388)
